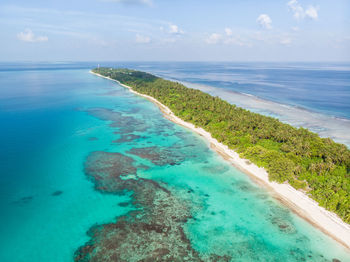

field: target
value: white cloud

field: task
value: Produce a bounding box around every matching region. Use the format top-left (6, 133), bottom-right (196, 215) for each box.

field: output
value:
top-left (257, 14), bottom-right (272, 29)
top-left (135, 34), bottom-right (150, 43)
top-left (287, 0), bottom-right (318, 20)
top-left (160, 24), bottom-right (184, 35)
top-left (288, 0), bottom-right (304, 20)
top-left (169, 24), bottom-right (183, 34)
top-left (206, 33), bottom-right (222, 44)
top-left (291, 26), bottom-right (299, 31)
top-left (17, 29), bottom-right (48, 42)
top-left (305, 6), bottom-right (318, 20)
top-left (159, 24), bottom-right (183, 44)
top-left (224, 28), bottom-right (233, 36)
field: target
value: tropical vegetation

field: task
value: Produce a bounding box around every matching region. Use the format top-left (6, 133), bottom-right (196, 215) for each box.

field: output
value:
top-left (93, 67), bottom-right (350, 223)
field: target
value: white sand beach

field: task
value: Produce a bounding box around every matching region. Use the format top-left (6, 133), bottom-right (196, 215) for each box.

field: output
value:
top-left (90, 70), bottom-right (350, 251)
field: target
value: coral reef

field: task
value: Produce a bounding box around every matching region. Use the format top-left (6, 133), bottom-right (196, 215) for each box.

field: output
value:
top-left (75, 150), bottom-right (230, 261)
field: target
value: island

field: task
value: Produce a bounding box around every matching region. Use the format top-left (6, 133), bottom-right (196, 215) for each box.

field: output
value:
top-left (91, 67), bottom-right (350, 249)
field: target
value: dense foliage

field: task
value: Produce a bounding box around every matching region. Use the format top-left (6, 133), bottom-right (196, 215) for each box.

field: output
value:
top-left (93, 67), bottom-right (350, 223)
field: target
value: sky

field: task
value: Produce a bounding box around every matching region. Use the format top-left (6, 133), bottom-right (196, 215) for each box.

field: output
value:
top-left (0, 0), bottom-right (349, 62)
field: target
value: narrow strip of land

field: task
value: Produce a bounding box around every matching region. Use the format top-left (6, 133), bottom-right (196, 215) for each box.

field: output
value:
top-left (90, 69), bottom-right (350, 251)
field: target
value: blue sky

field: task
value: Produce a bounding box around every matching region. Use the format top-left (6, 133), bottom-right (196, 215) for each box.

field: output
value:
top-left (0, 0), bottom-right (349, 61)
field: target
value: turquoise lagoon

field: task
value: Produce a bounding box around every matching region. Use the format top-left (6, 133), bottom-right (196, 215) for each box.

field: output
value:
top-left (0, 66), bottom-right (349, 261)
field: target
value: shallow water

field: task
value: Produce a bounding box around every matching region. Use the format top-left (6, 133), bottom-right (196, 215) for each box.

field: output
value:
top-left (0, 67), bottom-right (349, 261)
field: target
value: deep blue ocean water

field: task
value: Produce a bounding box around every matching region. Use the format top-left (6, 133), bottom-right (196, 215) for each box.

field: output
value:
top-left (140, 62), bottom-right (350, 119)
top-left (0, 63), bottom-right (349, 261)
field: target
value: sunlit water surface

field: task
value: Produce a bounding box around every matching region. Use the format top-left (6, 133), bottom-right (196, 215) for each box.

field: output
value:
top-left (0, 65), bottom-right (349, 261)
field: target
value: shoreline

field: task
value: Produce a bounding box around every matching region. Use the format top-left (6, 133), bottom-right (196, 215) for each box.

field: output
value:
top-left (179, 80), bottom-right (350, 148)
top-left (90, 70), bottom-right (350, 251)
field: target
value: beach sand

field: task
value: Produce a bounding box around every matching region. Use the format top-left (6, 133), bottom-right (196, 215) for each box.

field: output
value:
top-left (90, 70), bottom-right (350, 251)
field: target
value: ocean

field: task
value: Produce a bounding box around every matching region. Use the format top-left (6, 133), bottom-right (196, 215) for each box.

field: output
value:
top-left (121, 62), bottom-right (350, 147)
top-left (0, 63), bottom-right (349, 261)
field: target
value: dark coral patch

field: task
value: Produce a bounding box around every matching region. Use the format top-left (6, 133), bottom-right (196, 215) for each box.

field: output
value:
top-left (75, 150), bottom-right (229, 261)
top-left (88, 137), bottom-right (98, 141)
top-left (117, 202), bottom-right (129, 207)
top-left (127, 146), bottom-right (185, 166)
top-left (51, 190), bottom-right (63, 196)
top-left (84, 107), bottom-right (148, 134)
top-left (84, 107), bottom-right (128, 122)
top-left (84, 151), bottom-right (137, 193)
top-left (187, 188), bottom-right (194, 194)
top-left (112, 134), bottom-right (140, 143)
top-left (21, 196), bottom-right (33, 202)
top-left (266, 205), bottom-right (296, 234)
top-left (12, 196), bottom-right (34, 205)
top-left (75, 215), bottom-right (202, 261)
top-left (74, 187), bottom-right (204, 261)
top-left (136, 164), bottom-right (150, 170)
top-left (274, 220), bottom-right (295, 234)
